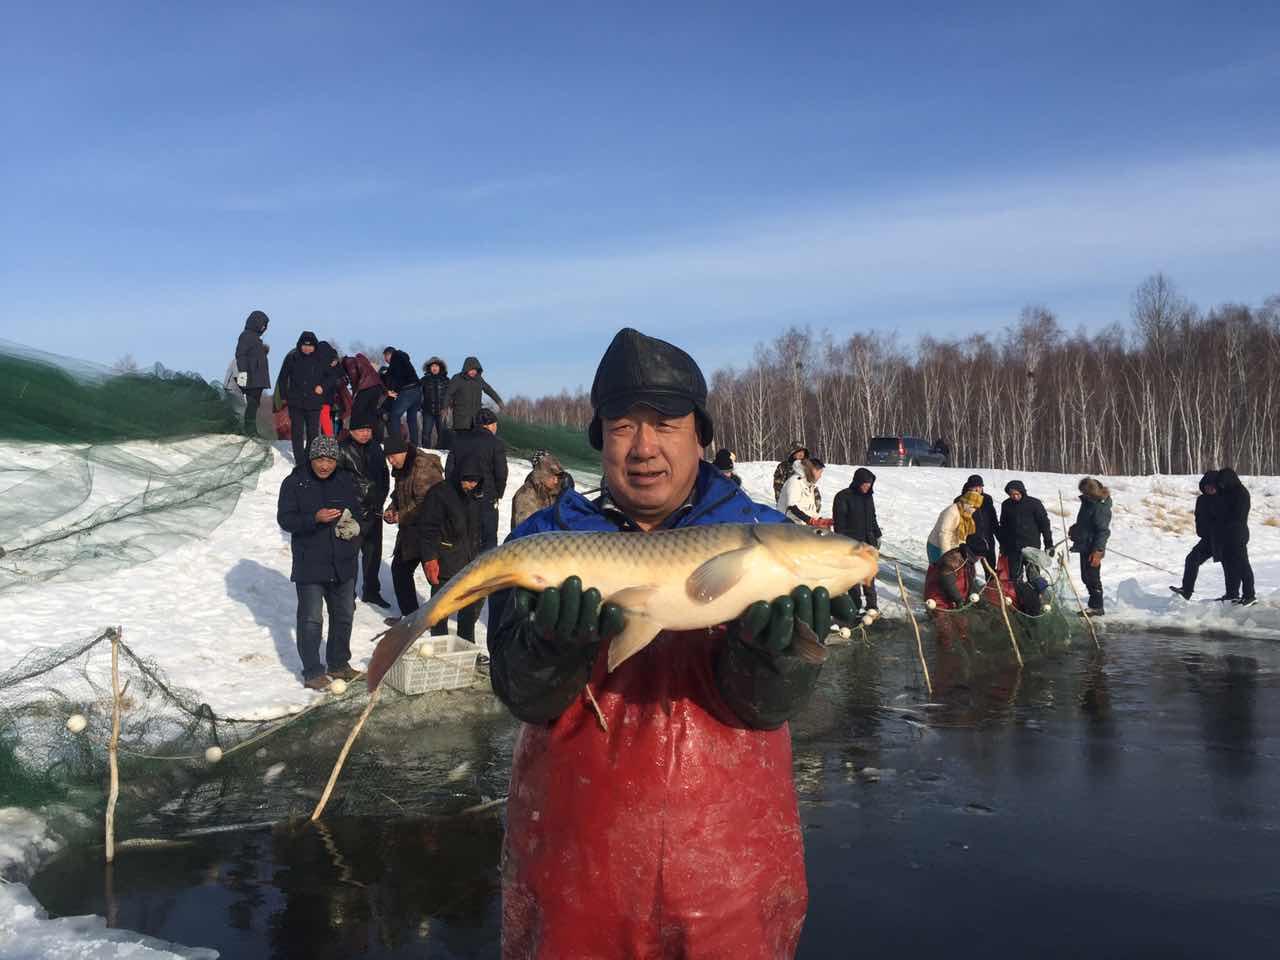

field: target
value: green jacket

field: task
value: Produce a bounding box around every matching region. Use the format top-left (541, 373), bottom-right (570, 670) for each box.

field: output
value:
top-left (1069, 492), bottom-right (1112, 555)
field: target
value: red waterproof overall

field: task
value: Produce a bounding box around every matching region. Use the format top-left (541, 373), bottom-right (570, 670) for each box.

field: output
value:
top-left (502, 627), bottom-right (808, 960)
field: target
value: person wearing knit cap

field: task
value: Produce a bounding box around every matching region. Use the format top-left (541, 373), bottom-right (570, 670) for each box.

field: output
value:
top-left (275, 433), bottom-right (363, 689)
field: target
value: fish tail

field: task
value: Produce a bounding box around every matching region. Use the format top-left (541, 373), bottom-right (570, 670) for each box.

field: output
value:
top-left (366, 551), bottom-right (522, 691)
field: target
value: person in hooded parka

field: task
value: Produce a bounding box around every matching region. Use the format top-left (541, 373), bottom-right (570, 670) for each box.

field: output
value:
top-left (832, 467), bottom-right (881, 613)
top-left (234, 309), bottom-right (271, 434)
top-left (443, 356), bottom-right (504, 432)
top-left (1170, 471), bottom-right (1222, 601)
top-left (277, 331), bottom-right (338, 465)
top-left (997, 480), bottom-right (1055, 583)
top-left (1213, 468), bottom-right (1256, 606)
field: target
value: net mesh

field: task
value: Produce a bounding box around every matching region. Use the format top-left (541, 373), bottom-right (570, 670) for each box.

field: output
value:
top-left (0, 342), bottom-right (272, 593)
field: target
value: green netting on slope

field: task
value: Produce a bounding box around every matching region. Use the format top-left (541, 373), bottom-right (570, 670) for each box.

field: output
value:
top-left (0, 630), bottom-right (511, 834)
top-left (0, 342), bottom-right (271, 592)
top-left (498, 419), bottom-right (599, 476)
top-left (0, 340), bottom-right (240, 443)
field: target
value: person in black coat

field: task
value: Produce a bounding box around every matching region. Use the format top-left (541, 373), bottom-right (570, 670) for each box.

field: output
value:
top-left (337, 410), bottom-right (392, 607)
top-left (410, 462), bottom-right (485, 641)
top-left (278, 331), bottom-right (338, 465)
top-left (998, 480), bottom-right (1054, 583)
top-left (833, 467), bottom-right (882, 612)
top-left (276, 435), bottom-right (363, 689)
top-left (1170, 471), bottom-right (1222, 601)
top-left (234, 310), bottom-right (270, 435)
top-left (960, 474), bottom-right (1000, 573)
top-left (445, 408), bottom-right (508, 552)
top-left (382, 346), bottom-right (424, 447)
top-left (1214, 468), bottom-right (1256, 605)
top-left (443, 356), bottom-right (504, 432)
top-left (420, 357), bottom-right (451, 449)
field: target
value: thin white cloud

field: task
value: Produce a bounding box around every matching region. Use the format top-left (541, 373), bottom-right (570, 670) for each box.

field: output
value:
top-left (7, 149), bottom-right (1280, 394)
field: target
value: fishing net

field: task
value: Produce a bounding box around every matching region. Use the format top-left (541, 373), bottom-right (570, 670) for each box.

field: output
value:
top-left (0, 629), bottom-right (514, 838)
top-left (0, 341), bottom-right (272, 593)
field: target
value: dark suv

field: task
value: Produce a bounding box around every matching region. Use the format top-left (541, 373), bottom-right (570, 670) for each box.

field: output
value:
top-left (866, 436), bottom-right (947, 467)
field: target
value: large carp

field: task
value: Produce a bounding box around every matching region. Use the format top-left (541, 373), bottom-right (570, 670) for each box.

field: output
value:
top-left (366, 522), bottom-right (879, 691)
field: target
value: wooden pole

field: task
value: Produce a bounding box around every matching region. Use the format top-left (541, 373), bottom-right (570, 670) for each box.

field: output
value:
top-left (981, 558), bottom-right (1023, 668)
top-left (1059, 491), bottom-right (1100, 650)
top-left (311, 685), bottom-right (382, 822)
top-left (894, 564), bottom-right (931, 696)
top-left (105, 628), bottom-right (122, 863)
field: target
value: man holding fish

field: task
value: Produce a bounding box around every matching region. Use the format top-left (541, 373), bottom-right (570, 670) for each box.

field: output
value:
top-left (475, 329), bottom-right (877, 958)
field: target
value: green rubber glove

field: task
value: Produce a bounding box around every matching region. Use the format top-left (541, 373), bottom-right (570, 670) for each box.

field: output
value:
top-left (510, 576), bottom-right (625, 651)
top-left (735, 586), bottom-right (852, 654)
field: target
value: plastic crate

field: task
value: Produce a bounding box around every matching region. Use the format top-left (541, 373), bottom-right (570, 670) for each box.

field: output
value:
top-left (385, 636), bottom-right (479, 695)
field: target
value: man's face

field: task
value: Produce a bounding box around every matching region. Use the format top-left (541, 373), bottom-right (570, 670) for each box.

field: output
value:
top-left (1010, 490), bottom-right (1023, 502)
top-left (792, 449), bottom-right (807, 461)
top-left (601, 408), bottom-right (701, 529)
top-left (311, 457), bottom-right (337, 479)
top-left (466, 369), bottom-right (478, 379)
top-left (483, 422), bottom-right (497, 434)
top-left (967, 485), bottom-right (983, 497)
top-left (301, 344), bottom-right (315, 355)
top-left (542, 472), bottom-right (562, 493)
top-left (858, 481), bottom-right (872, 495)
top-left (383, 351), bottom-right (393, 364)
top-left (429, 363), bottom-right (440, 375)
top-left (1205, 484), bottom-right (1218, 495)
top-left (350, 427), bottom-right (373, 445)
top-left (388, 452), bottom-right (407, 470)
top-left (461, 478), bottom-right (479, 493)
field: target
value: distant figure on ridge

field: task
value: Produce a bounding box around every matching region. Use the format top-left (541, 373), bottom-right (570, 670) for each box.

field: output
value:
top-left (234, 309), bottom-right (270, 436)
top-left (444, 355), bottom-right (504, 432)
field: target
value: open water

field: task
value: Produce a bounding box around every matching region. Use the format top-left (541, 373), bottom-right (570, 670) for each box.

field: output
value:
top-left (30, 629), bottom-right (1280, 958)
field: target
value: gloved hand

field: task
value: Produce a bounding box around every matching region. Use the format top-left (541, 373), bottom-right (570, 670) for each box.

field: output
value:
top-left (507, 576), bottom-right (625, 650)
top-left (423, 558), bottom-right (440, 585)
top-left (1089, 550), bottom-right (1103, 568)
top-left (235, 371), bottom-right (248, 388)
top-left (334, 508), bottom-right (361, 541)
top-left (487, 577), bottom-right (625, 724)
top-left (716, 586), bottom-right (857, 730)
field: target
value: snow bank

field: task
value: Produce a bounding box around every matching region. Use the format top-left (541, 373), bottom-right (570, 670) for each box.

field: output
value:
top-left (0, 808), bottom-right (216, 960)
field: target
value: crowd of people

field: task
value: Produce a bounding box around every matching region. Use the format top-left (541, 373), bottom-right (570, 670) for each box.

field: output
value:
top-left (235, 311), bottom-right (568, 690)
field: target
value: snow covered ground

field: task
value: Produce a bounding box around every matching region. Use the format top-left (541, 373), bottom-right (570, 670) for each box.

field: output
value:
top-left (1, 437), bottom-right (1277, 953)
top-left (1, 441), bottom-right (1276, 725)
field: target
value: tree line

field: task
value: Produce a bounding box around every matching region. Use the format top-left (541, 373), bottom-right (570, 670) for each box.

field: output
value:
top-left (506, 274), bottom-right (1280, 476)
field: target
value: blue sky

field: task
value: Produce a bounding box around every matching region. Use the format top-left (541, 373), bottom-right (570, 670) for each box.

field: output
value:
top-left (2, 1), bottom-right (1279, 395)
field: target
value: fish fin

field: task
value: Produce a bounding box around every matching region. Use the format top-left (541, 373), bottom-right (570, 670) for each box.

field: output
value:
top-left (790, 620), bottom-right (828, 665)
top-left (605, 612), bottom-right (664, 672)
top-left (607, 585), bottom-right (659, 614)
top-left (685, 547), bottom-right (754, 604)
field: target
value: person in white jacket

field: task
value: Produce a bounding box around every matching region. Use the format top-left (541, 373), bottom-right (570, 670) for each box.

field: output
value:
top-left (927, 492), bottom-right (982, 563)
top-left (778, 458), bottom-right (831, 528)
